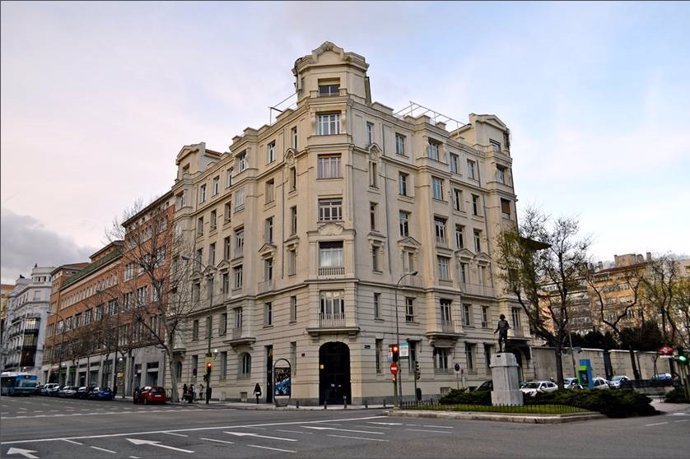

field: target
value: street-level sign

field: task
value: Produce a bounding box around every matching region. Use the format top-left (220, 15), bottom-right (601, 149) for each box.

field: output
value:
top-left (659, 345), bottom-right (674, 356)
top-left (390, 362), bottom-right (399, 375)
top-left (454, 363), bottom-right (462, 375)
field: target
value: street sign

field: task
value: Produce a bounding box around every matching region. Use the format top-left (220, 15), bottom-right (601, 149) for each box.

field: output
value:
top-left (453, 363), bottom-right (462, 375)
top-left (659, 345), bottom-right (673, 356)
top-left (390, 362), bottom-right (399, 375)
top-left (400, 342), bottom-right (409, 358)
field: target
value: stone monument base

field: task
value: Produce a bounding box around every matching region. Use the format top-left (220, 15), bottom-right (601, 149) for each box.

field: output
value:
top-left (490, 352), bottom-right (524, 406)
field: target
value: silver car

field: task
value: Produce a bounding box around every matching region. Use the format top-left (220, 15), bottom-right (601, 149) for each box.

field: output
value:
top-left (520, 380), bottom-right (558, 397)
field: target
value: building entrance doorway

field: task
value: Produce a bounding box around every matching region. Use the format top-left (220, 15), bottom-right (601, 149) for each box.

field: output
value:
top-left (319, 342), bottom-right (351, 405)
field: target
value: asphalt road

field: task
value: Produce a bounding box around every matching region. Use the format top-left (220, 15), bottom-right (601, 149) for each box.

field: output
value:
top-left (2, 396), bottom-right (689, 458)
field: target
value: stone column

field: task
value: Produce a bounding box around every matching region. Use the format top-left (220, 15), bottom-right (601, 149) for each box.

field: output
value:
top-left (490, 353), bottom-right (523, 406)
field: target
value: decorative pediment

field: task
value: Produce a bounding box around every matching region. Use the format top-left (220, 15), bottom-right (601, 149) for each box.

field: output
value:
top-left (258, 243), bottom-right (277, 258)
top-left (285, 234), bottom-right (300, 249)
top-left (475, 252), bottom-right (492, 265)
top-left (216, 259), bottom-right (231, 272)
top-left (397, 237), bottom-right (421, 250)
top-left (367, 231), bottom-right (386, 245)
top-left (455, 248), bottom-right (475, 261)
top-left (317, 222), bottom-right (345, 236)
top-left (367, 143), bottom-right (382, 159)
top-left (285, 149), bottom-right (297, 166)
top-left (202, 265), bottom-right (217, 277)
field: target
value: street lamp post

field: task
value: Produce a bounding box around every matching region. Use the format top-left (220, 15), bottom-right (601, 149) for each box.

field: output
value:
top-left (182, 255), bottom-right (216, 405)
top-left (394, 271), bottom-right (418, 407)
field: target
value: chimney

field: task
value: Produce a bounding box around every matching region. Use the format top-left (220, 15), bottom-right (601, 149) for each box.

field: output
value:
top-left (646, 252), bottom-right (652, 262)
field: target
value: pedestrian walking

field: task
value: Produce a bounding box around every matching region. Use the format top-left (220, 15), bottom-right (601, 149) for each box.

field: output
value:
top-left (182, 384), bottom-right (188, 402)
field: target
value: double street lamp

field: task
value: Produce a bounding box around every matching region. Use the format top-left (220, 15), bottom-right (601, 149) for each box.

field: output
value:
top-left (394, 271), bottom-right (417, 407)
top-left (182, 255), bottom-right (217, 405)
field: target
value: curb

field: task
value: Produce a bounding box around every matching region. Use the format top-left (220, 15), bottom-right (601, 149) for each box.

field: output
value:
top-left (387, 409), bottom-right (606, 424)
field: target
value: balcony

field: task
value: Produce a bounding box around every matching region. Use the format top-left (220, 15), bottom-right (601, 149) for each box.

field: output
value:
top-left (318, 266), bottom-right (345, 277)
top-left (224, 327), bottom-right (255, 349)
top-left (426, 319), bottom-right (461, 346)
top-left (258, 279), bottom-right (274, 294)
top-left (460, 282), bottom-right (496, 298)
top-left (307, 312), bottom-right (359, 337)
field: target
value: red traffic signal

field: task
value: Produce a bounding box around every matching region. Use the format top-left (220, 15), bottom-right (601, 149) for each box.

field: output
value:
top-left (206, 361), bottom-right (213, 370)
top-left (390, 344), bottom-right (400, 363)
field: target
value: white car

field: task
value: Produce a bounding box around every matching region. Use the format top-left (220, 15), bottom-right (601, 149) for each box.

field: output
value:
top-left (520, 380), bottom-right (558, 397)
top-left (564, 377), bottom-right (583, 389)
top-left (592, 377), bottom-right (609, 390)
top-left (608, 375), bottom-right (630, 389)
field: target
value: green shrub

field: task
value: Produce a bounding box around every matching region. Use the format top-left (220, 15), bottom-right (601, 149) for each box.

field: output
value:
top-left (665, 388), bottom-right (690, 403)
top-left (528, 389), bottom-right (657, 418)
top-left (439, 388), bottom-right (491, 405)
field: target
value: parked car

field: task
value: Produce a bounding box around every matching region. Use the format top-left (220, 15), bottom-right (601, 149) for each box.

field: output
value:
top-left (43, 383), bottom-right (61, 396)
top-left (76, 385), bottom-right (97, 399)
top-left (34, 384), bottom-right (45, 395)
top-left (652, 373), bottom-right (672, 381)
top-left (473, 380), bottom-right (493, 392)
top-left (133, 386), bottom-right (167, 405)
top-left (564, 377), bottom-right (583, 389)
top-left (88, 386), bottom-right (114, 400)
top-left (58, 385), bottom-right (78, 397)
top-left (592, 377), bottom-right (609, 390)
top-left (609, 375), bottom-right (631, 389)
top-left (520, 380), bottom-right (558, 397)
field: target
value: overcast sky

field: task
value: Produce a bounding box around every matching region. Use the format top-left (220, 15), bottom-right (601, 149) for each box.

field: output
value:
top-left (2, 1), bottom-right (689, 284)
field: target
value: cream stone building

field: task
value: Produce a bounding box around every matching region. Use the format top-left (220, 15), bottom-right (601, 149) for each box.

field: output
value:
top-left (173, 42), bottom-right (527, 405)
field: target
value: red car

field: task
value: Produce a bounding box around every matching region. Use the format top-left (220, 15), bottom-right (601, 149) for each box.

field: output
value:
top-left (133, 386), bottom-right (167, 404)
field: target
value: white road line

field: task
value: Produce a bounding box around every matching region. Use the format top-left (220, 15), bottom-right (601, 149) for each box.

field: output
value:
top-left (201, 437), bottom-right (235, 445)
top-left (645, 422), bottom-right (669, 427)
top-left (673, 420), bottom-right (687, 423)
top-left (62, 439), bottom-right (83, 445)
top-left (327, 434), bottom-right (389, 442)
top-left (225, 432), bottom-right (298, 442)
top-left (355, 425), bottom-right (389, 430)
top-left (277, 429), bottom-right (314, 435)
top-left (91, 446), bottom-right (117, 454)
top-left (248, 444), bottom-right (296, 453)
top-left (162, 432), bottom-right (188, 437)
top-left (303, 426), bottom-right (384, 435)
top-left (406, 428), bottom-right (453, 434)
top-left (128, 456), bottom-right (140, 458)
top-left (423, 425), bottom-right (453, 429)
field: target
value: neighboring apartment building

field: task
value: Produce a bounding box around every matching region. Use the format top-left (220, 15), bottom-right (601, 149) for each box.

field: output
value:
top-left (1, 266), bottom-right (54, 377)
top-left (172, 42), bottom-right (527, 405)
top-left (0, 283), bottom-right (14, 354)
top-left (43, 194), bottom-right (175, 393)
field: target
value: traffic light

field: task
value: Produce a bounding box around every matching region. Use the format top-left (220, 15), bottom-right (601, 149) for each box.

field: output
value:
top-left (391, 344), bottom-right (400, 363)
top-left (415, 361), bottom-right (421, 380)
top-left (206, 361), bottom-right (213, 371)
top-left (677, 347), bottom-right (688, 365)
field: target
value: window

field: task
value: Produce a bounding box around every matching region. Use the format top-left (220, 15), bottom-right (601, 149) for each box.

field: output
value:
top-left (472, 194), bottom-right (481, 216)
top-left (376, 339), bottom-right (383, 373)
top-left (512, 307), bottom-right (521, 330)
top-left (370, 203), bottom-right (377, 230)
top-left (197, 216), bottom-right (204, 236)
top-left (434, 348), bottom-right (449, 371)
top-left (235, 228), bottom-right (244, 252)
top-left (199, 184), bottom-right (207, 203)
top-left (291, 126), bottom-right (298, 149)
top-left (206, 277), bottom-right (214, 303)
top-left (432, 177), bottom-right (444, 200)
top-left (450, 153), bottom-right (459, 173)
top-left (455, 225), bottom-right (465, 249)
top-left (290, 342), bottom-right (297, 375)
top-left (267, 141), bottom-right (276, 163)
top-left (438, 256), bottom-right (450, 280)
top-left (212, 176), bottom-right (220, 196)
top-left (265, 217), bottom-right (274, 243)
top-left (428, 140), bottom-right (440, 161)
top-left (490, 139), bottom-right (501, 152)
top-left (440, 299), bottom-right (452, 324)
top-left (290, 206), bottom-right (298, 235)
top-left (496, 165), bottom-right (506, 184)
top-left (369, 161), bottom-right (378, 187)
top-left (237, 151), bottom-right (247, 172)
top-left (501, 198), bottom-right (511, 217)
top-left (374, 293), bottom-right (381, 319)
top-left (399, 172), bottom-right (409, 196)
top-left (125, 262), bottom-right (135, 280)
top-left (463, 303), bottom-right (472, 326)
top-left (287, 248), bottom-right (297, 275)
top-left (319, 82), bottom-right (339, 96)
top-left (220, 351), bottom-right (228, 380)
top-left (434, 217), bottom-right (447, 244)
top-left (135, 287), bottom-right (147, 306)
top-left (289, 166), bottom-right (297, 191)
top-left (318, 154), bottom-right (341, 178)
top-left (317, 113), bottom-right (340, 135)
top-left (222, 272), bottom-right (230, 295)
top-left (372, 245), bottom-right (380, 272)
top-left (208, 242), bottom-right (216, 265)
top-left (366, 121), bottom-right (374, 145)
top-left (482, 306), bottom-right (489, 328)
top-left (474, 229), bottom-right (482, 252)
top-left (484, 344), bottom-right (492, 370)
top-left (224, 201), bottom-right (232, 222)
top-left (192, 282), bottom-right (200, 302)
top-left (205, 315), bottom-right (212, 339)
top-left (460, 262), bottom-right (469, 285)
top-left (234, 307), bottom-right (243, 329)
top-left (192, 319), bottom-right (199, 341)
top-left (319, 241), bottom-right (343, 268)
top-left (453, 188), bottom-right (463, 211)
top-left (399, 211), bottom-right (410, 237)
top-left (467, 159), bottom-right (476, 179)
top-left (233, 265), bottom-right (243, 289)
top-left (405, 297), bottom-right (415, 322)
top-left (264, 257), bottom-right (273, 281)
top-left (465, 343), bottom-right (475, 370)
top-left (265, 179), bottom-right (275, 204)
top-left (395, 133), bottom-right (405, 155)
top-left (239, 353), bottom-right (251, 376)
top-left (234, 188), bottom-right (245, 211)
top-left (403, 250), bottom-right (415, 273)
top-left (224, 236), bottom-right (231, 260)
top-left (226, 168), bottom-right (233, 188)
top-left (195, 248), bottom-right (203, 266)
top-left (318, 198), bottom-right (342, 221)
top-left (264, 302), bottom-right (273, 326)
top-left (290, 296), bottom-right (297, 322)
top-left (320, 290), bottom-right (345, 318)
top-left (210, 210), bottom-right (217, 231)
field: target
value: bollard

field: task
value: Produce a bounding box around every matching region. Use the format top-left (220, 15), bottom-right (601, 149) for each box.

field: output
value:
top-left (324, 400), bottom-right (328, 410)
top-left (383, 399), bottom-right (386, 408)
top-left (364, 399), bottom-right (368, 409)
top-left (343, 395), bottom-right (347, 409)
top-left (296, 400), bottom-right (300, 409)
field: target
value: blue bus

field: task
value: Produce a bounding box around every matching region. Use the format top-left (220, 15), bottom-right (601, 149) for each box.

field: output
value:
top-left (1, 371), bottom-right (39, 396)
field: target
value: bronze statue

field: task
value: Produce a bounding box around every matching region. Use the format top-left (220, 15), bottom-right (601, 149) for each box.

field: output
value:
top-left (494, 314), bottom-right (511, 352)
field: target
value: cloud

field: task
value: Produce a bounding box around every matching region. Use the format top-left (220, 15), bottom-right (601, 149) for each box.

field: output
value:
top-left (0, 208), bottom-right (96, 284)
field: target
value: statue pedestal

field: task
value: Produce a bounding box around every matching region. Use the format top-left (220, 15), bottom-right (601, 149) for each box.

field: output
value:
top-left (490, 353), bottom-right (524, 406)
